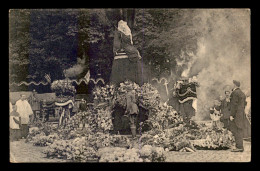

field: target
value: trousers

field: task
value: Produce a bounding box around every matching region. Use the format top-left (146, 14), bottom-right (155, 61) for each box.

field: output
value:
top-left (20, 124), bottom-right (29, 138)
top-left (221, 118), bottom-right (230, 130)
top-left (230, 121), bottom-right (243, 149)
top-left (129, 114), bottom-right (137, 126)
top-left (10, 128), bottom-right (21, 141)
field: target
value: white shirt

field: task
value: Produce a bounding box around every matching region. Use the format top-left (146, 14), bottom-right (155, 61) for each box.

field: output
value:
top-left (15, 99), bottom-right (33, 124)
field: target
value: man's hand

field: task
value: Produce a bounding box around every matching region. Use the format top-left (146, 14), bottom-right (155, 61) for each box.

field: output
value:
top-left (230, 116), bottom-right (234, 121)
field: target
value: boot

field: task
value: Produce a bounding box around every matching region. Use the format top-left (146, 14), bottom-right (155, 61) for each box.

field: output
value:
top-left (130, 126), bottom-right (136, 138)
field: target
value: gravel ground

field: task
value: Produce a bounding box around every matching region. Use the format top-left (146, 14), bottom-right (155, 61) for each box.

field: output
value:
top-left (10, 138), bottom-right (251, 163)
top-left (10, 139), bottom-right (69, 163)
top-left (164, 147), bottom-right (251, 162)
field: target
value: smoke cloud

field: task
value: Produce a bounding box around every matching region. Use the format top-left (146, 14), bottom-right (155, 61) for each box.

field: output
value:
top-left (64, 57), bottom-right (86, 78)
top-left (186, 9), bottom-right (250, 120)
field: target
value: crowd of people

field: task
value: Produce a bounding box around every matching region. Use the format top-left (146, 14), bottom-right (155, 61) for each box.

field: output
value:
top-left (10, 19), bottom-right (251, 152)
top-left (209, 80), bottom-right (251, 152)
top-left (10, 94), bottom-right (34, 141)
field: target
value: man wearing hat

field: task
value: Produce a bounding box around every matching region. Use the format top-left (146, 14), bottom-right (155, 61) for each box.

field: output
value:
top-left (229, 80), bottom-right (247, 152)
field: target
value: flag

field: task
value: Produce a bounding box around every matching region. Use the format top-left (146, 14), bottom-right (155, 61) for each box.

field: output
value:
top-left (44, 73), bottom-right (51, 83)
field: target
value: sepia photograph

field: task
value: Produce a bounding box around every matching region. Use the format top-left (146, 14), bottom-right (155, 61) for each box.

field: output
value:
top-left (9, 8), bottom-right (251, 163)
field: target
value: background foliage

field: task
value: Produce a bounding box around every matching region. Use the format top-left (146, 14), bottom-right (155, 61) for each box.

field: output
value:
top-left (9, 9), bottom-right (202, 92)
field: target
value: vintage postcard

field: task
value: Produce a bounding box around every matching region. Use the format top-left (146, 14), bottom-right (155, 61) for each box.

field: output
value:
top-left (9, 8), bottom-right (251, 162)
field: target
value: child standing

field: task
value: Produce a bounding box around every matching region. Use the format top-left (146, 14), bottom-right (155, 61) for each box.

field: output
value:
top-left (210, 99), bottom-right (223, 129)
top-left (10, 104), bottom-right (21, 141)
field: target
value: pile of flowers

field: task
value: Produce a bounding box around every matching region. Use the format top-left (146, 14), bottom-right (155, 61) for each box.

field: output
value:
top-left (144, 104), bottom-right (183, 131)
top-left (191, 127), bottom-right (235, 150)
top-left (95, 81), bottom-right (160, 112)
top-left (51, 79), bottom-right (76, 97)
top-left (26, 122), bottom-right (57, 143)
top-left (115, 80), bottom-right (141, 108)
top-left (139, 145), bottom-right (167, 162)
top-left (97, 145), bottom-right (166, 162)
top-left (139, 122), bottom-right (235, 151)
top-left (96, 108), bottom-right (114, 133)
top-left (44, 137), bottom-right (98, 162)
top-left (84, 133), bottom-right (131, 150)
top-left (109, 135), bottom-right (131, 148)
top-left (93, 84), bottom-right (116, 105)
top-left (65, 110), bottom-right (93, 132)
top-left (26, 78), bottom-right (238, 162)
top-left (43, 132), bottom-right (132, 162)
top-left (30, 133), bottom-right (60, 147)
top-left (64, 108), bottom-right (113, 134)
top-left (137, 83), bottom-right (161, 110)
top-left (26, 127), bottom-right (42, 142)
top-left (97, 147), bottom-right (142, 162)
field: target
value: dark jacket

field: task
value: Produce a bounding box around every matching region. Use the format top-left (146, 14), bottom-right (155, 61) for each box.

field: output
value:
top-left (230, 88), bottom-right (247, 128)
top-left (221, 98), bottom-right (231, 119)
top-left (28, 94), bottom-right (40, 111)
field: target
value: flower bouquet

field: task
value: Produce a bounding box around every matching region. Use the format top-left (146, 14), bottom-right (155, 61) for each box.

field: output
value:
top-left (31, 133), bottom-right (60, 146)
top-left (109, 135), bottom-right (131, 148)
top-left (51, 79), bottom-right (76, 100)
top-left (115, 80), bottom-right (141, 108)
top-left (97, 147), bottom-right (143, 162)
top-left (139, 145), bottom-right (166, 162)
top-left (137, 83), bottom-right (160, 110)
top-left (96, 108), bottom-right (114, 133)
top-left (44, 137), bottom-right (98, 162)
top-left (145, 104), bottom-right (182, 131)
top-left (26, 122), bottom-right (57, 143)
top-left (92, 84), bottom-right (116, 107)
top-left (191, 127), bottom-right (235, 150)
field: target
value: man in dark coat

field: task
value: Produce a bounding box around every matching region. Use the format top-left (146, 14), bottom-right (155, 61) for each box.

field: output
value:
top-left (221, 91), bottom-right (231, 130)
top-left (230, 80), bottom-right (247, 152)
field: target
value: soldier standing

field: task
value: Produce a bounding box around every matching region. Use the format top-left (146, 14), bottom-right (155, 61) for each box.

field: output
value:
top-left (125, 84), bottom-right (139, 139)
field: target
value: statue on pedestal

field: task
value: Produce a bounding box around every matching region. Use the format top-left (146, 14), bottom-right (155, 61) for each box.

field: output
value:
top-left (110, 20), bottom-right (142, 86)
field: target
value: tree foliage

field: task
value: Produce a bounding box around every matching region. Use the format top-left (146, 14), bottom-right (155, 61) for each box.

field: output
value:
top-left (9, 9), bottom-right (204, 91)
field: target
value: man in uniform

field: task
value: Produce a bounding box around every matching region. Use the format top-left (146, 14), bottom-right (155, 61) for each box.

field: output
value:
top-left (230, 80), bottom-right (247, 152)
top-left (125, 84), bottom-right (139, 138)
